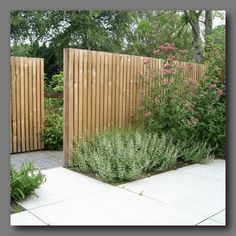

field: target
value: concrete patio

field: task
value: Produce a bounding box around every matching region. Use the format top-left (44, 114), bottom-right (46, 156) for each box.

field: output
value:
top-left (10, 159), bottom-right (226, 226)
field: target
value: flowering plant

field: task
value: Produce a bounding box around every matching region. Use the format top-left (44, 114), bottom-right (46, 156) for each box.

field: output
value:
top-left (135, 43), bottom-right (198, 140)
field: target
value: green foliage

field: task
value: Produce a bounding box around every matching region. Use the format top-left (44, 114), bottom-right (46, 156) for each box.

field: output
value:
top-left (11, 10), bottom-right (134, 80)
top-left (10, 202), bottom-right (25, 214)
top-left (192, 29), bottom-right (226, 157)
top-left (43, 110), bottom-right (63, 150)
top-left (10, 162), bottom-right (46, 203)
top-left (135, 49), bottom-right (197, 141)
top-left (135, 43), bottom-right (225, 158)
top-left (51, 71), bottom-right (64, 93)
top-left (190, 76), bottom-right (225, 157)
top-left (72, 129), bottom-right (179, 183)
top-left (43, 97), bottom-right (63, 150)
top-left (178, 138), bottom-right (214, 164)
top-left (124, 11), bottom-right (193, 59)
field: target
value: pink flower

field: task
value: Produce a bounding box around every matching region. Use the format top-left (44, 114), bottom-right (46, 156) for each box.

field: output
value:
top-left (217, 89), bottom-right (223, 95)
top-left (164, 69), bottom-right (174, 75)
top-left (143, 58), bottom-right (151, 64)
top-left (159, 43), bottom-right (176, 53)
top-left (208, 84), bottom-right (217, 89)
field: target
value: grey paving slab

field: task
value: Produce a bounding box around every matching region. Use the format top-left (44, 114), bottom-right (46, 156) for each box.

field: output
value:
top-left (210, 210), bottom-right (226, 224)
top-left (11, 211), bottom-right (47, 226)
top-left (10, 151), bottom-right (63, 170)
top-left (15, 160), bottom-right (225, 226)
top-left (19, 167), bottom-right (112, 210)
top-left (197, 219), bottom-right (224, 226)
top-left (28, 187), bottom-right (205, 226)
top-left (119, 160), bottom-right (225, 219)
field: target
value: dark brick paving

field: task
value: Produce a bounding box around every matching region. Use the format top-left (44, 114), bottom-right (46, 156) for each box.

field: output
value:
top-left (10, 151), bottom-right (64, 170)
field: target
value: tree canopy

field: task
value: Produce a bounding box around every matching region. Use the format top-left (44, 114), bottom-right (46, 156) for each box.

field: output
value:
top-left (10, 10), bottom-right (225, 81)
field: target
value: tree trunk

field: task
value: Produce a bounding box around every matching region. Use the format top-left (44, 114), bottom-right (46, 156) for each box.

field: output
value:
top-left (204, 10), bottom-right (213, 49)
top-left (184, 10), bottom-right (203, 63)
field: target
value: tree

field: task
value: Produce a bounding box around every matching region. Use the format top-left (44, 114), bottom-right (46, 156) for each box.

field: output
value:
top-left (124, 11), bottom-right (193, 59)
top-left (183, 10), bottom-right (203, 63)
top-left (10, 10), bottom-right (133, 80)
top-left (205, 10), bottom-right (213, 45)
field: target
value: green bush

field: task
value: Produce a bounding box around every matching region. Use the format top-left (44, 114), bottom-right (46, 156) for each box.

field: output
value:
top-left (135, 43), bottom-right (225, 158)
top-left (134, 44), bottom-right (198, 142)
top-left (10, 162), bottom-right (46, 203)
top-left (178, 137), bottom-right (214, 164)
top-left (72, 129), bottom-right (179, 183)
top-left (190, 40), bottom-right (226, 158)
top-left (43, 97), bottom-right (63, 150)
top-left (43, 110), bottom-right (63, 150)
top-left (51, 71), bottom-right (64, 93)
top-left (190, 80), bottom-right (225, 157)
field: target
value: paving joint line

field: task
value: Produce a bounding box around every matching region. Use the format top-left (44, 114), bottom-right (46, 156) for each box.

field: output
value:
top-left (26, 209), bottom-right (49, 226)
top-left (196, 209), bottom-right (225, 225)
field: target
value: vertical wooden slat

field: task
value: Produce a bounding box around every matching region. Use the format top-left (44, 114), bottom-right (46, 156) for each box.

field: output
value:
top-left (10, 70), bottom-right (12, 153)
top-left (16, 58), bottom-right (21, 152)
top-left (136, 56), bottom-right (142, 107)
top-left (122, 55), bottom-right (127, 126)
top-left (103, 52), bottom-right (108, 129)
top-left (111, 54), bottom-right (117, 128)
top-left (82, 50), bottom-right (88, 134)
top-left (91, 51), bottom-right (96, 133)
top-left (133, 56), bottom-right (138, 118)
top-left (11, 58), bottom-right (17, 153)
top-left (125, 55), bottom-right (131, 125)
top-left (129, 56), bottom-right (134, 124)
top-left (24, 58), bottom-right (29, 151)
top-left (100, 52), bottom-right (104, 130)
top-left (20, 57), bottom-right (25, 152)
top-left (87, 50), bottom-right (92, 134)
top-left (37, 58), bottom-right (41, 149)
top-left (118, 55), bottom-right (124, 127)
top-left (74, 50), bottom-right (79, 139)
top-left (28, 58), bottom-right (33, 151)
top-left (40, 58), bottom-right (44, 149)
top-left (115, 54), bottom-right (120, 127)
top-left (32, 59), bottom-right (37, 150)
top-left (95, 51), bottom-right (100, 132)
top-left (68, 49), bottom-right (74, 165)
top-left (107, 53), bottom-right (112, 129)
top-left (78, 50), bottom-right (83, 137)
top-left (63, 49), bottom-right (70, 166)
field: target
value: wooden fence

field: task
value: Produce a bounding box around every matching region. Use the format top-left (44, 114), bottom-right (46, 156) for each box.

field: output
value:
top-left (63, 48), bottom-right (208, 166)
top-left (10, 57), bottom-right (44, 153)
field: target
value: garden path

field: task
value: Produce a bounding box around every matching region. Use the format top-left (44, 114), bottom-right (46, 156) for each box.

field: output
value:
top-left (10, 159), bottom-right (225, 226)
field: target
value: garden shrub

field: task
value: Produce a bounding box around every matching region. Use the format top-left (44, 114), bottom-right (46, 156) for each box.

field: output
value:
top-left (43, 97), bottom-right (63, 150)
top-left (190, 78), bottom-right (225, 157)
top-left (72, 129), bottom-right (179, 183)
top-left (135, 42), bottom-right (225, 158)
top-left (190, 40), bottom-right (226, 158)
top-left (177, 137), bottom-right (214, 164)
top-left (10, 162), bottom-right (46, 203)
top-left (135, 43), bottom-right (198, 142)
